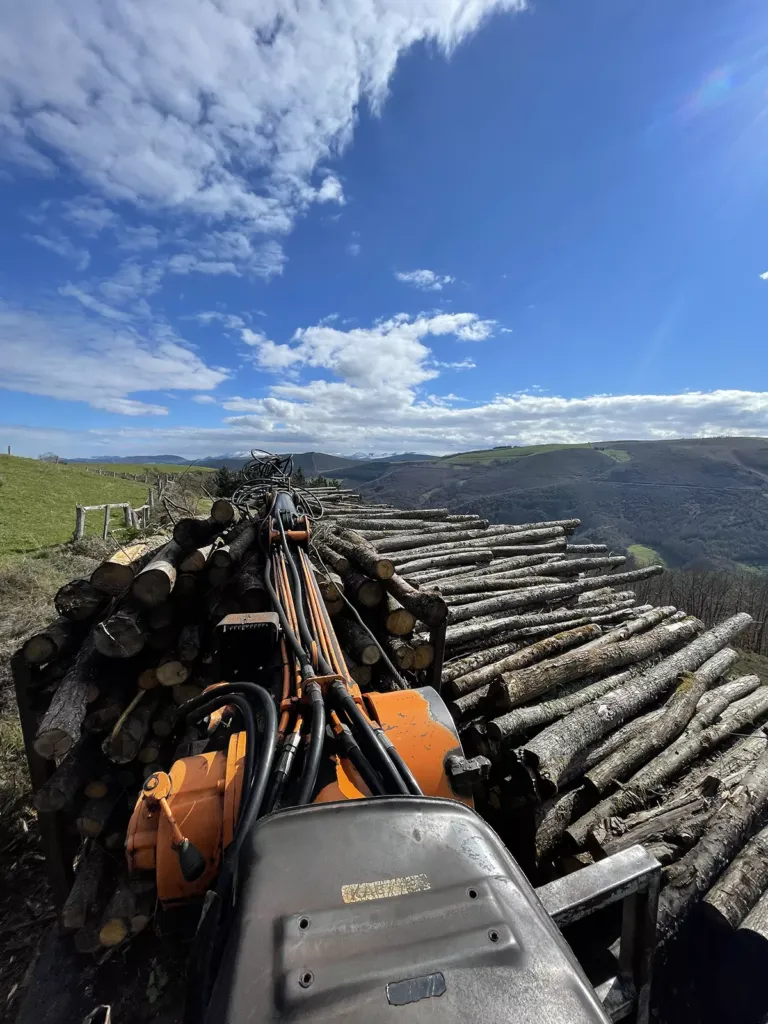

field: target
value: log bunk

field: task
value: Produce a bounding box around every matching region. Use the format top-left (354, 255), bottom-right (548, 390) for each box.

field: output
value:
top-left (11, 485), bottom-right (768, 1021)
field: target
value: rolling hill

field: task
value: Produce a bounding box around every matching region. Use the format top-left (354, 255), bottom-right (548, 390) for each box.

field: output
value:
top-left (338, 437), bottom-right (768, 570)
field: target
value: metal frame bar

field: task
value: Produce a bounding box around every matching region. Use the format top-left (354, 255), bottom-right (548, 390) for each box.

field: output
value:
top-left (536, 845), bottom-right (660, 1024)
top-left (429, 619), bottom-right (447, 693)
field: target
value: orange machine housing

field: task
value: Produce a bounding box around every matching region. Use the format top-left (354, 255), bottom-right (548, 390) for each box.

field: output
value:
top-left (126, 687), bottom-right (468, 906)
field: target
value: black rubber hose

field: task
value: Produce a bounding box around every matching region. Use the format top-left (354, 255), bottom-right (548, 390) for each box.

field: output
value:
top-left (297, 682), bottom-right (326, 805)
top-left (185, 694), bottom-right (256, 813)
top-left (331, 682), bottom-right (408, 795)
top-left (375, 729), bottom-right (423, 796)
top-left (288, 545), bottom-right (333, 675)
top-left (336, 724), bottom-right (385, 795)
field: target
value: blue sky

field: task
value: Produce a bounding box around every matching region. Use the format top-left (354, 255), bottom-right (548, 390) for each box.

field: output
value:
top-left (1, 0), bottom-right (767, 458)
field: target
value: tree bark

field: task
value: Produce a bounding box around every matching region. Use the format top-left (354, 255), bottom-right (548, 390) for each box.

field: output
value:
top-left (322, 528), bottom-right (395, 580)
top-left (76, 783), bottom-right (124, 838)
top-left (233, 556), bottom-right (269, 612)
top-left (442, 640), bottom-right (521, 685)
top-left (103, 696), bottom-right (158, 764)
top-left (54, 579), bottom-right (107, 622)
top-left (408, 542), bottom-right (568, 583)
top-left (658, 746), bottom-right (768, 939)
top-left (443, 578), bottom-right (564, 602)
top-left (411, 638), bottom-right (435, 671)
top-left (210, 498), bottom-right (236, 524)
top-left (384, 573), bottom-right (448, 628)
top-left (34, 635), bottom-right (100, 758)
top-left (173, 515), bottom-right (223, 550)
top-left (93, 608), bottom-right (146, 659)
top-left (517, 613), bottom-right (753, 798)
top-left (316, 570), bottom-right (344, 602)
top-left (417, 552), bottom-right (565, 586)
top-left (447, 566), bottom-right (663, 626)
top-left (343, 653), bottom-right (372, 689)
top-left (209, 523), bottom-right (257, 569)
top-left (584, 647), bottom-right (739, 795)
top-left (490, 617), bottom-right (703, 713)
top-left (388, 637), bottom-right (415, 671)
top-left (445, 600), bottom-right (633, 648)
top-left (377, 526), bottom-right (561, 555)
top-left (567, 682), bottom-right (768, 851)
top-left (342, 570), bottom-right (383, 608)
top-left (131, 540), bottom-right (185, 607)
top-left (34, 738), bottom-right (101, 812)
top-left (177, 623), bottom-right (201, 662)
top-left (23, 616), bottom-right (82, 667)
top-left (399, 549), bottom-right (494, 574)
top-left (700, 821), bottom-right (768, 936)
top-left (312, 539), bottom-right (351, 575)
top-left (335, 618), bottom-right (381, 665)
top-left (535, 787), bottom-right (592, 862)
top-left (567, 544), bottom-right (609, 554)
top-left (179, 543), bottom-right (215, 573)
top-left (451, 623), bottom-right (603, 699)
top-left (60, 845), bottom-right (108, 931)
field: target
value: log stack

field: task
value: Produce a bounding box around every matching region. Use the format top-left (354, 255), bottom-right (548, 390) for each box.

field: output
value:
top-left (11, 484), bottom-right (768, 1017)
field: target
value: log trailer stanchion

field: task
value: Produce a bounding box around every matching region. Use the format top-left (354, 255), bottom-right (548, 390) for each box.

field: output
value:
top-left (16, 486), bottom-right (661, 1023)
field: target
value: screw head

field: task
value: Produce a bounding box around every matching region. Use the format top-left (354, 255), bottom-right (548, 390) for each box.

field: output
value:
top-left (299, 970), bottom-right (314, 989)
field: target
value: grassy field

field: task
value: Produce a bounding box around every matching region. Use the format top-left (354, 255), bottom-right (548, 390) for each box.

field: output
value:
top-left (81, 461), bottom-right (214, 476)
top-left (628, 543), bottom-right (667, 567)
top-left (0, 455), bottom-right (151, 556)
top-left (600, 448), bottom-right (632, 463)
top-left (443, 442), bottom-right (593, 464)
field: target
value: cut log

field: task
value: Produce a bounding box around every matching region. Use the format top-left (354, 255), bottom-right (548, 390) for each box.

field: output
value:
top-left (383, 593), bottom-right (416, 636)
top-left (54, 579), bottom-right (107, 622)
top-left (138, 668), bottom-right (158, 691)
top-left (179, 544), bottom-right (215, 573)
top-left (451, 623), bottom-right (603, 699)
top-left (76, 784), bottom-right (124, 838)
top-left (567, 544), bottom-right (608, 554)
top-left (535, 787), bottom-right (592, 862)
top-left (34, 738), bottom-right (101, 813)
top-left (583, 647), bottom-right (739, 795)
top-left (92, 608), bottom-right (146, 659)
top-left (145, 624), bottom-right (179, 650)
top-left (386, 527), bottom-right (567, 559)
top-left (342, 570), bottom-right (383, 609)
top-left (335, 618), bottom-right (381, 666)
top-left (22, 617), bottom-right (80, 665)
top-left (657, 746), bottom-right (768, 938)
top-left (88, 538), bottom-right (169, 595)
top-left (34, 636), bottom-right (100, 758)
top-left (151, 704), bottom-right (178, 738)
top-left (517, 613), bottom-right (753, 798)
top-left (131, 540), bottom-right (185, 607)
top-left (445, 599), bottom-right (635, 648)
top-left (357, 520), bottom-right (489, 542)
top-left (177, 624), bottom-right (201, 663)
top-left (411, 639), bottom-right (435, 671)
top-left (385, 573), bottom-right (448, 629)
top-left (174, 573), bottom-right (198, 601)
top-left (156, 655), bottom-right (191, 687)
top-left (312, 539), bottom-right (351, 575)
top-left (389, 637), bottom-right (416, 671)
top-left (210, 498), bottom-right (236, 525)
top-left (447, 566), bottom-right (663, 626)
top-left (172, 683), bottom-right (204, 705)
top-left (567, 684), bottom-right (768, 851)
top-left (399, 549), bottom-right (494, 574)
top-left (323, 529), bottom-right (394, 580)
top-left (61, 845), bottom-right (108, 931)
top-left (489, 617), bottom-right (703, 713)
top-left (209, 523), bottom-right (257, 569)
top-left (702, 822), bottom-right (768, 934)
top-left (443, 578), bottom-right (564, 602)
top-left (103, 696), bottom-right (158, 764)
top-left (343, 653), bottom-right (372, 689)
top-left (99, 878), bottom-right (153, 947)
top-left (173, 515), bottom-right (223, 550)
top-left (147, 604), bottom-right (175, 631)
top-left (717, 885), bottom-right (768, 1024)
top-left (442, 640), bottom-right (521, 685)
top-left (233, 557), bottom-right (269, 612)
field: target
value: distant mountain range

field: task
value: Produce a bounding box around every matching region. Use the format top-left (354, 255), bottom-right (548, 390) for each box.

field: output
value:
top-left (70, 451), bottom-right (435, 471)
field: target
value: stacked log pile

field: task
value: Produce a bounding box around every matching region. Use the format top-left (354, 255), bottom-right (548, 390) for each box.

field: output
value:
top-left (11, 485), bottom-right (768, 1015)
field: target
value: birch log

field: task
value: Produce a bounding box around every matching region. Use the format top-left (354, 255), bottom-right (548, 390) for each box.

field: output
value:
top-left (516, 613), bottom-right (753, 797)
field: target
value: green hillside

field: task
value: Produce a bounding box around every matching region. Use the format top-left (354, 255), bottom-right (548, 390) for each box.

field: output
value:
top-left (80, 461), bottom-right (213, 476)
top-left (0, 455), bottom-right (150, 557)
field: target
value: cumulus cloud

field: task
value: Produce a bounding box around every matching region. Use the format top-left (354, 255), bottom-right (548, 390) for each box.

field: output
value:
top-left (0, 0), bottom-right (525, 269)
top-left (195, 311), bottom-right (246, 330)
top-left (0, 302), bottom-right (227, 415)
top-left (395, 269), bottom-right (456, 291)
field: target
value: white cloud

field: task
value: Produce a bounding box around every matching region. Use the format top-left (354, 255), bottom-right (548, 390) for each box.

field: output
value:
top-left (0, 0), bottom-right (525, 267)
top-left (193, 394), bottom-right (218, 404)
top-left (0, 302), bottom-right (228, 415)
top-left (25, 232), bottom-right (90, 270)
top-left (58, 283), bottom-right (132, 322)
top-left (316, 175), bottom-right (345, 205)
top-left (761, 272), bottom-right (768, 281)
top-left (195, 311), bottom-right (246, 330)
top-left (346, 242), bottom-right (362, 257)
top-left (395, 269), bottom-right (456, 291)
top-left (240, 329), bottom-right (304, 371)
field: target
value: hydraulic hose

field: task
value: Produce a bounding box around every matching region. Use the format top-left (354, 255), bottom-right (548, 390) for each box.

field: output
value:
top-left (375, 728), bottom-right (423, 796)
top-left (184, 694), bottom-right (256, 815)
top-left (297, 681), bottom-right (325, 804)
top-left (331, 682), bottom-right (408, 795)
top-left (264, 554), bottom-right (312, 671)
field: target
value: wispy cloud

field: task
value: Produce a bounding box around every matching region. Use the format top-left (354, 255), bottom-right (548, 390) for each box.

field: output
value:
top-left (24, 232), bottom-right (90, 270)
top-left (395, 269), bottom-right (455, 291)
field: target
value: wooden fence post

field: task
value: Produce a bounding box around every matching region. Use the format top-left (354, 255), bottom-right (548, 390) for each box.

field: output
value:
top-left (74, 506), bottom-right (86, 541)
top-left (123, 505), bottom-right (132, 529)
top-left (148, 488), bottom-right (155, 513)
top-left (102, 505), bottom-right (111, 540)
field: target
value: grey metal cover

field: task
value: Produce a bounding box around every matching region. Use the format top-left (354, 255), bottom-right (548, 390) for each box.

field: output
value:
top-left (206, 796), bottom-right (610, 1023)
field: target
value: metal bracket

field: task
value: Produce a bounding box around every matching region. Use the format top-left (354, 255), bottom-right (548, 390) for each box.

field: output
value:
top-left (536, 845), bottom-right (661, 1024)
